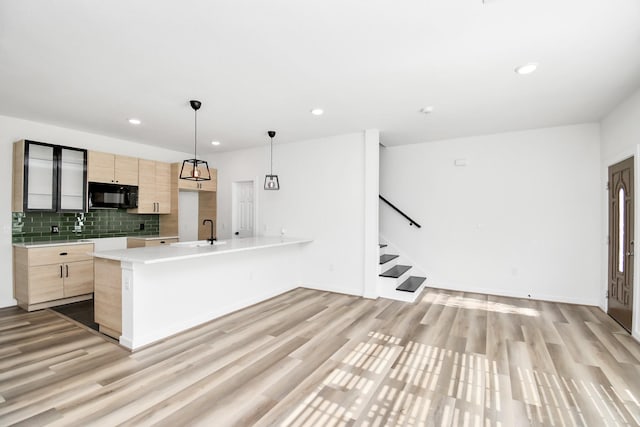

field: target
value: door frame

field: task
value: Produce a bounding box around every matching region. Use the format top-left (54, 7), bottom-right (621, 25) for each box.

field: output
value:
top-left (231, 179), bottom-right (258, 239)
top-left (604, 148), bottom-right (640, 340)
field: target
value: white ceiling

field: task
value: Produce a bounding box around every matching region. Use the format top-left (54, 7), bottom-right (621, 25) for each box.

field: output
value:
top-left (1, 0), bottom-right (639, 153)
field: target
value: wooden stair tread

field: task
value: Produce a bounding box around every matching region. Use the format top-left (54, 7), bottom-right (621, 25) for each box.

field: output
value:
top-left (379, 254), bottom-right (399, 265)
top-left (396, 276), bottom-right (426, 293)
top-left (379, 244), bottom-right (387, 248)
top-left (379, 265), bottom-right (411, 278)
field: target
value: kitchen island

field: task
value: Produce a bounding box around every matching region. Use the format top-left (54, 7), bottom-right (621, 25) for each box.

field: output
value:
top-left (93, 236), bottom-right (312, 350)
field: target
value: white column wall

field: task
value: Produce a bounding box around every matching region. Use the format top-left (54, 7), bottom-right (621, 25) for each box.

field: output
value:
top-left (363, 130), bottom-right (380, 298)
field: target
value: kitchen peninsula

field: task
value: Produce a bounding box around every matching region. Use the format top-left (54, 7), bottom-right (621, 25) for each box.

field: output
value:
top-left (93, 236), bottom-right (312, 350)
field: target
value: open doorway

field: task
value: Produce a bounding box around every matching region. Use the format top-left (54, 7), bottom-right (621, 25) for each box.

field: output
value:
top-left (608, 157), bottom-right (634, 332)
top-left (178, 191), bottom-right (199, 241)
top-left (232, 180), bottom-right (256, 238)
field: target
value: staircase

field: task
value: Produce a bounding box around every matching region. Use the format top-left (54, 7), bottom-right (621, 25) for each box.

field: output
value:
top-left (378, 242), bottom-right (427, 303)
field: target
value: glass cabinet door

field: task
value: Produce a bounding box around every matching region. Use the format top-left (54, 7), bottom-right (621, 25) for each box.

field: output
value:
top-left (59, 148), bottom-right (86, 211)
top-left (22, 141), bottom-right (87, 212)
top-left (26, 143), bottom-right (55, 211)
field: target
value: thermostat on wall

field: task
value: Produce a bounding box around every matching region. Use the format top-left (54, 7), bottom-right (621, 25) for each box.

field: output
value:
top-left (454, 159), bottom-right (468, 166)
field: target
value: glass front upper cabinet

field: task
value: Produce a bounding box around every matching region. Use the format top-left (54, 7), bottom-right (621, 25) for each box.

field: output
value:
top-left (16, 140), bottom-right (87, 212)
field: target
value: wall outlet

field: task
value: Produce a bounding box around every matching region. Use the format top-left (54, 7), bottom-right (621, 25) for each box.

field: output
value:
top-left (51, 225), bottom-right (59, 234)
top-left (139, 223), bottom-right (145, 230)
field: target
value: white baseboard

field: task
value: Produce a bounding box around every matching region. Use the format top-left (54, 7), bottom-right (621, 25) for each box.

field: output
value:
top-left (300, 283), bottom-right (362, 297)
top-left (430, 282), bottom-right (600, 306)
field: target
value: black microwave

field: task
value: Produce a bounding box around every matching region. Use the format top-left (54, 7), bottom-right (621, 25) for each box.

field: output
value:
top-left (88, 182), bottom-right (138, 209)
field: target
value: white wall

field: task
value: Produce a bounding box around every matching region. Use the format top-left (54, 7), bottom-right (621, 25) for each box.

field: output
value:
top-left (380, 124), bottom-right (602, 305)
top-left (210, 131), bottom-right (379, 297)
top-left (0, 115), bottom-right (191, 308)
top-left (601, 86), bottom-right (640, 339)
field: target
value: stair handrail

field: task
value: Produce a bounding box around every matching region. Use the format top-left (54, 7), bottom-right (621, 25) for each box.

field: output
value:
top-left (379, 195), bottom-right (422, 228)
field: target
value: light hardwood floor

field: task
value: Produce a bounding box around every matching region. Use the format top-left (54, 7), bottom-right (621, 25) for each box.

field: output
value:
top-left (1, 287), bottom-right (640, 426)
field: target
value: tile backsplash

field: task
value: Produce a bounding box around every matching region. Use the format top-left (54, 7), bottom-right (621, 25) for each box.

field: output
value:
top-left (12, 210), bottom-right (159, 244)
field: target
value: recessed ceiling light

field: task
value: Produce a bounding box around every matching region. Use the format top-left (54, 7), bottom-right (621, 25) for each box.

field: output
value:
top-left (310, 108), bottom-right (324, 116)
top-left (211, 140), bottom-right (220, 146)
top-left (515, 63), bottom-right (538, 75)
top-left (128, 118), bottom-right (141, 125)
top-left (420, 106), bottom-right (434, 114)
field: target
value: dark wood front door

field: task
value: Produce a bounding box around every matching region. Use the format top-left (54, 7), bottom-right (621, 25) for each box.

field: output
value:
top-left (608, 157), bottom-right (634, 331)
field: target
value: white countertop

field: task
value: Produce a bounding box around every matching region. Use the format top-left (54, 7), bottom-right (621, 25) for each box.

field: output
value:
top-left (13, 240), bottom-right (93, 248)
top-left (13, 235), bottom-right (177, 249)
top-left (92, 236), bottom-right (313, 264)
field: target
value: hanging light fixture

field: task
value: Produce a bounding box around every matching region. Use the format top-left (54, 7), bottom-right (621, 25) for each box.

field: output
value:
top-left (180, 100), bottom-right (212, 181)
top-left (264, 130), bottom-right (280, 190)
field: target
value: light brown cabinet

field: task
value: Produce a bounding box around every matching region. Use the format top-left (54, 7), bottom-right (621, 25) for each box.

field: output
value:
top-left (13, 243), bottom-right (95, 311)
top-left (128, 160), bottom-right (171, 214)
top-left (87, 151), bottom-right (138, 185)
top-left (126, 237), bottom-right (178, 248)
top-left (177, 167), bottom-right (217, 192)
top-left (94, 258), bottom-right (122, 339)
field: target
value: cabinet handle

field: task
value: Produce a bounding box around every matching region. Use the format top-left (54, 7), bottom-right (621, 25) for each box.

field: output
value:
top-left (59, 252), bottom-right (68, 256)
top-left (60, 265), bottom-right (63, 278)
top-left (65, 265), bottom-right (69, 278)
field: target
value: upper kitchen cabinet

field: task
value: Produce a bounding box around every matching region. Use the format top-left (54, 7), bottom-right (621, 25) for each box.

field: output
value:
top-left (128, 160), bottom-right (171, 214)
top-left (12, 140), bottom-right (87, 213)
top-left (87, 151), bottom-right (138, 185)
top-left (177, 164), bottom-right (217, 192)
top-left (199, 168), bottom-right (217, 192)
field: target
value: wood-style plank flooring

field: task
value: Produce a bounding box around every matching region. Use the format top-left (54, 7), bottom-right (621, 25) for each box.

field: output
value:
top-left (1, 287), bottom-right (640, 426)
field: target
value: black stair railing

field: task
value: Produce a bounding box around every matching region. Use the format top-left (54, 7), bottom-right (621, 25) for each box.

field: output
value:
top-left (379, 195), bottom-right (421, 228)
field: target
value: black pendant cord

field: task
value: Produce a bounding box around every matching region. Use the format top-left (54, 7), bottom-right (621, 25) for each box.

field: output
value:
top-left (270, 136), bottom-right (273, 175)
top-left (194, 109), bottom-right (198, 161)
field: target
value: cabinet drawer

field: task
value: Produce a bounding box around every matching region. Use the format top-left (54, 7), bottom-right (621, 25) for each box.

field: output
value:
top-left (145, 238), bottom-right (178, 247)
top-left (28, 244), bottom-right (94, 266)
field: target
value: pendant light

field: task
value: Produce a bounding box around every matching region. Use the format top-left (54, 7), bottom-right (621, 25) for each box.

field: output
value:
top-left (180, 100), bottom-right (212, 181)
top-left (264, 130), bottom-right (280, 190)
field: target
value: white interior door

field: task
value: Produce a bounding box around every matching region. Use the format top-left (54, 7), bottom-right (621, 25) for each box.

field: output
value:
top-left (178, 191), bottom-right (199, 241)
top-left (233, 181), bottom-right (254, 238)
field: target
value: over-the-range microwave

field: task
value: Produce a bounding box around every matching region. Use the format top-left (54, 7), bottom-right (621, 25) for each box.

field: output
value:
top-left (88, 182), bottom-right (138, 209)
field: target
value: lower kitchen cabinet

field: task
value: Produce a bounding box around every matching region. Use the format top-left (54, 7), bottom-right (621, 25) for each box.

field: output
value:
top-left (94, 258), bottom-right (122, 339)
top-left (13, 243), bottom-right (95, 311)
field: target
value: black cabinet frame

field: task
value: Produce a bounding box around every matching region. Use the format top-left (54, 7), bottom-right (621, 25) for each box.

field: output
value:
top-left (22, 140), bottom-right (88, 213)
